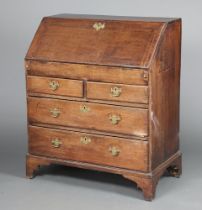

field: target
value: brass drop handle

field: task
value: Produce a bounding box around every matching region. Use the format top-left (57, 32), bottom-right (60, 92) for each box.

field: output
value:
top-left (109, 114), bottom-right (121, 125)
top-left (51, 138), bottom-right (62, 148)
top-left (109, 146), bottom-right (120, 157)
top-left (80, 136), bottom-right (91, 145)
top-left (111, 86), bottom-right (122, 97)
top-left (49, 80), bottom-right (59, 91)
top-left (50, 108), bottom-right (61, 118)
top-left (93, 22), bottom-right (105, 31)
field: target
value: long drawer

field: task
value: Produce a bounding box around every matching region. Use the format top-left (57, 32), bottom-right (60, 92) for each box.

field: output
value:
top-left (29, 126), bottom-right (149, 172)
top-left (26, 61), bottom-right (148, 85)
top-left (28, 97), bottom-right (148, 137)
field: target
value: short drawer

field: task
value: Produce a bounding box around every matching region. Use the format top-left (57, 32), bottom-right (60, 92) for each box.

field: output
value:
top-left (29, 126), bottom-right (149, 172)
top-left (87, 81), bottom-right (148, 104)
top-left (27, 76), bottom-right (83, 98)
top-left (28, 97), bottom-right (148, 137)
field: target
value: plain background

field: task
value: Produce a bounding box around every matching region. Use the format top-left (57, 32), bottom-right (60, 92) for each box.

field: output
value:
top-left (0, 0), bottom-right (201, 209)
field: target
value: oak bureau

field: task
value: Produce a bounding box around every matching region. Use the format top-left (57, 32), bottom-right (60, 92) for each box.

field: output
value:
top-left (25, 14), bottom-right (182, 201)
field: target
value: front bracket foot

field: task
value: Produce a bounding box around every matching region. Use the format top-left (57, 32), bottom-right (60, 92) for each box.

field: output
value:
top-left (26, 154), bottom-right (50, 178)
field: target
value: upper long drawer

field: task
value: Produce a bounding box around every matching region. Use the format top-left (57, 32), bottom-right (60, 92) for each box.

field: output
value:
top-left (28, 97), bottom-right (148, 137)
top-left (27, 76), bottom-right (83, 98)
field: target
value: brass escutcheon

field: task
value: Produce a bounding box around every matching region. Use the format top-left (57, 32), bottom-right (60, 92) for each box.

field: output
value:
top-left (80, 136), bottom-right (91, 145)
top-left (50, 108), bottom-right (61, 118)
top-left (49, 80), bottom-right (60, 91)
top-left (109, 114), bottom-right (121, 125)
top-left (80, 104), bottom-right (90, 113)
top-left (93, 22), bottom-right (105, 31)
top-left (111, 86), bottom-right (122, 97)
top-left (51, 138), bottom-right (62, 148)
top-left (109, 146), bottom-right (120, 157)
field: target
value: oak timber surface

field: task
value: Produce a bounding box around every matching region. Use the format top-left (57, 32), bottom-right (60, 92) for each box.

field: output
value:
top-left (26, 16), bottom-right (165, 68)
top-left (25, 14), bottom-right (182, 201)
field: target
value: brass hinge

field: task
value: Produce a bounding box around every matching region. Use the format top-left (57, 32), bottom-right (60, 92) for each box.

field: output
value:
top-left (143, 71), bottom-right (149, 82)
top-left (25, 60), bottom-right (31, 70)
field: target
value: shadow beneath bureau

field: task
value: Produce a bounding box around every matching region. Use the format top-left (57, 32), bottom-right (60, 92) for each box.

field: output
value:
top-left (26, 153), bottom-right (182, 201)
top-left (29, 163), bottom-right (144, 199)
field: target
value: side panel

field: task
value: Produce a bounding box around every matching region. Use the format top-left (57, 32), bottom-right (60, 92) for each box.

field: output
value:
top-left (150, 20), bottom-right (181, 169)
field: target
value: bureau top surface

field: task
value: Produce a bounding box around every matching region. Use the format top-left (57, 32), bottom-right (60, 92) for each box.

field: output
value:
top-left (26, 14), bottom-right (180, 68)
top-left (50, 14), bottom-right (179, 22)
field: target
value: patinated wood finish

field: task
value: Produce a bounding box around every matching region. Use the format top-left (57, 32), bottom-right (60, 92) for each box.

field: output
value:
top-left (28, 97), bottom-right (148, 137)
top-left (29, 126), bottom-right (149, 171)
top-left (25, 14), bottom-right (182, 201)
top-left (86, 81), bottom-right (148, 104)
top-left (27, 76), bottom-right (83, 97)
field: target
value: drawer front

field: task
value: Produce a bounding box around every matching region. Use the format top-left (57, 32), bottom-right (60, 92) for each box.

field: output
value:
top-left (26, 61), bottom-right (148, 85)
top-left (28, 97), bottom-right (148, 137)
top-left (29, 126), bottom-right (149, 172)
top-left (87, 81), bottom-right (148, 104)
top-left (27, 76), bottom-right (83, 98)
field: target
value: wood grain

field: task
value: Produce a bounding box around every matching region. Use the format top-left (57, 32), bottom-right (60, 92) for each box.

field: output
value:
top-left (27, 76), bottom-right (83, 97)
top-left (29, 126), bottom-right (149, 171)
top-left (25, 14), bottom-right (182, 201)
top-left (28, 97), bottom-right (148, 137)
top-left (25, 17), bottom-right (164, 68)
top-left (26, 60), bottom-right (148, 85)
top-left (87, 81), bottom-right (148, 104)
top-left (149, 19), bottom-right (181, 170)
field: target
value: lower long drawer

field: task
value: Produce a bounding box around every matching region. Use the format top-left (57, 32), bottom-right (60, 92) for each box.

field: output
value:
top-left (28, 126), bottom-right (149, 172)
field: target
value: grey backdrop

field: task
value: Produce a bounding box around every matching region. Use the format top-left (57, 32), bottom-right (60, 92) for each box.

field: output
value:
top-left (0, 0), bottom-right (201, 209)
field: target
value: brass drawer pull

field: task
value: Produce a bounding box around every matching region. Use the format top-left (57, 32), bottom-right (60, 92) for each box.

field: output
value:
top-left (109, 114), bottom-right (121, 125)
top-left (50, 108), bottom-right (61, 118)
top-left (49, 80), bottom-right (59, 91)
top-left (80, 136), bottom-right (91, 145)
top-left (51, 138), bottom-right (62, 148)
top-left (93, 22), bottom-right (105, 31)
top-left (111, 86), bottom-right (122, 97)
top-left (80, 104), bottom-right (90, 113)
top-left (109, 146), bottom-right (120, 157)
